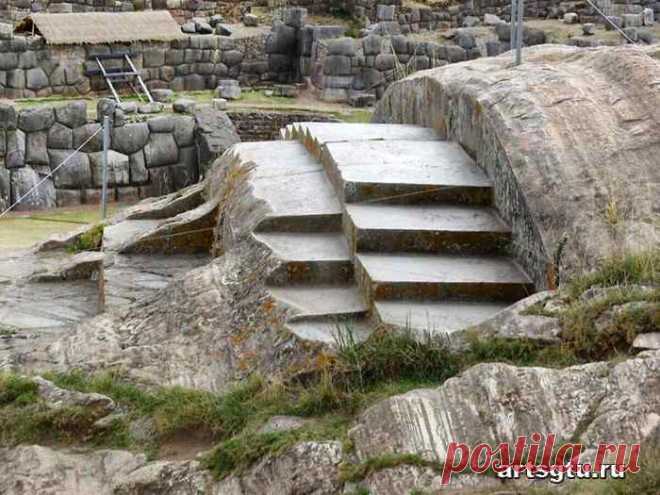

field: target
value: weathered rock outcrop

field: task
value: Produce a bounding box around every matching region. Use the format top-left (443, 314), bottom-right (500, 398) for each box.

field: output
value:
top-left (349, 350), bottom-right (660, 491)
top-left (374, 45), bottom-right (660, 287)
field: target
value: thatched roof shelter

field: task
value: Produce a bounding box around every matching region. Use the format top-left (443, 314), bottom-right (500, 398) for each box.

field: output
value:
top-left (16, 11), bottom-right (185, 45)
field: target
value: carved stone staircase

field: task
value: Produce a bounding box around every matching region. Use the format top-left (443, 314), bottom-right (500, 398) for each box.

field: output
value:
top-left (243, 123), bottom-right (534, 343)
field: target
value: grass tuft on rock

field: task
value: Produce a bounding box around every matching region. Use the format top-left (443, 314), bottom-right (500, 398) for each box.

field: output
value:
top-left (67, 223), bottom-right (104, 252)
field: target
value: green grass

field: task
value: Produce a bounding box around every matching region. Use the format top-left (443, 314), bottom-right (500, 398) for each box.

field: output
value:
top-left (67, 223), bottom-right (104, 253)
top-left (566, 249), bottom-right (659, 299)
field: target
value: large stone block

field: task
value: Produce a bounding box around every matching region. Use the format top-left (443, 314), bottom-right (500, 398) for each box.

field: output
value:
top-left (143, 49), bottom-right (166, 68)
top-left (377, 4), bottom-right (396, 22)
top-left (215, 79), bottom-right (241, 100)
top-left (73, 123), bottom-right (104, 152)
top-left (327, 38), bottom-right (355, 57)
top-left (148, 116), bottom-right (176, 133)
top-left (374, 54), bottom-right (396, 71)
top-left (0, 167), bottom-right (10, 211)
top-left (55, 101), bottom-right (87, 128)
top-left (129, 150), bottom-right (148, 184)
top-left (10, 166), bottom-right (56, 211)
top-left (144, 133), bottom-right (178, 168)
top-left (112, 122), bottom-right (149, 155)
top-left (0, 52), bottom-right (18, 71)
top-left (324, 55), bottom-right (352, 76)
top-left (266, 24), bottom-right (296, 54)
top-left (6, 69), bottom-right (25, 90)
top-left (173, 116), bottom-right (195, 147)
top-left (25, 67), bottom-right (48, 90)
top-left (0, 103), bottom-right (18, 129)
top-left (18, 107), bottom-right (55, 132)
top-left (222, 50), bottom-right (243, 66)
top-left (362, 35), bottom-right (383, 56)
top-left (5, 129), bottom-right (26, 169)
top-left (49, 149), bottom-right (92, 188)
top-left (25, 131), bottom-right (49, 165)
top-left (89, 150), bottom-right (130, 187)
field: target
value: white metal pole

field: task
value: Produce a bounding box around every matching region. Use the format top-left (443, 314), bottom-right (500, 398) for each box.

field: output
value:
top-left (510, 0), bottom-right (518, 61)
top-left (515, 0), bottom-right (524, 66)
top-left (101, 115), bottom-right (110, 219)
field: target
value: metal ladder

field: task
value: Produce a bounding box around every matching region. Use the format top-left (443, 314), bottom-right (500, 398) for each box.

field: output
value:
top-left (95, 53), bottom-right (154, 104)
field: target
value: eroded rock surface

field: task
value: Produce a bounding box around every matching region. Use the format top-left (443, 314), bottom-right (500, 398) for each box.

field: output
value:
top-left (349, 350), bottom-right (660, 468)
top-left (374, 45), bottom-right (660, 286)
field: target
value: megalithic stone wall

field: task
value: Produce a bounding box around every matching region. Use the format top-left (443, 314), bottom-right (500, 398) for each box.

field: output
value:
top-left (0, 100), bottom-right (240, 212)
top-left (0, 33), bottom-right (269, 100)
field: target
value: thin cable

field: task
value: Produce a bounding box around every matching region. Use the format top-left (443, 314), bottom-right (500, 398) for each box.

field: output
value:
top-left (0, 127), bottom-right (103, 220)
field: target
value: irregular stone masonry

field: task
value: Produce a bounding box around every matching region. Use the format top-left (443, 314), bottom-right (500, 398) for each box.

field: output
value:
top-left (313, 30), bottom-right (548, 102)
top-left (227, 110), bottom-right (339, 141)
top-left (0, 0), bottom-right (228, 25)
top-left (0, 100), bottom-right (236, 211)
top-left (0, 33), bottom-right (268, 99)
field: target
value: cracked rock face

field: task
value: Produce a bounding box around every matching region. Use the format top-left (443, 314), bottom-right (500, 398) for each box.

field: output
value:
top-left (349, 350), bottom-right (660, 467)
top-left (374, 45), bottom-right (660, 285)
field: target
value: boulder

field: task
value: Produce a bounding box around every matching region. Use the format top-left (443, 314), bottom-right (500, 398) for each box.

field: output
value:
top-left (462, 15), bottom-right (480, 27)
top-left (582, 23), bottom-right (595, 35)
top-left (374, 45), bottom-right (660, 282)
top-left (563, 12), bottom-right (578, 24)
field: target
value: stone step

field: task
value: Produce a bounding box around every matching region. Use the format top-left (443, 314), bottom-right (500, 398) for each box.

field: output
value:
top-left (375, 300), bottom-right (509, 335)
top-left (254, 232), bottom-right (353, 284)
top-left (233, 141), bottom-right (343, 230)
top-left (286, 122), bottom-right (441, 157)
top-left (355, 252), bottom-right (534, 302)
top-left (285, 316), bottom-right (373, 345)
top-left (344, 204), bottom-right (511, 254)
top-left (268, 284), bottom-right (369, 320)
top-left (321, 140), bottom-right (492, 205)
top-left (255, 213), bottom-right (343, 233)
